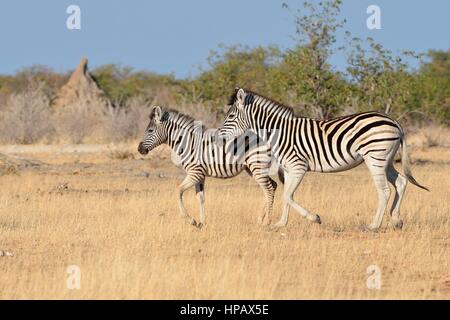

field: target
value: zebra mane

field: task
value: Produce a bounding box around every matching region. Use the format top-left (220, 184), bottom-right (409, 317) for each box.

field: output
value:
top-left (228, 88), bottom-right (295, 117)
top-left (150, 107), bottom-right (206, 132)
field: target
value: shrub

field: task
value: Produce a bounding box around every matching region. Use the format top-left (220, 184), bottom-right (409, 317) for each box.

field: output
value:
top-left (52, 99), bottom-right (103, 144)
top-left (0, 84), bottom-right (54, 144)
top-left (102, 96), bottom-right (153, 143)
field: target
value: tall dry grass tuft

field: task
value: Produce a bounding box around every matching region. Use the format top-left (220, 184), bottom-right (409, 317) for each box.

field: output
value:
top-left (419, 126), bottom-right (450, 148)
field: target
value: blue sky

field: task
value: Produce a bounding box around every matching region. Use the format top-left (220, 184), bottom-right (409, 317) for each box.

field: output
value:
top-left (0, 0), bottom-right (449, 78)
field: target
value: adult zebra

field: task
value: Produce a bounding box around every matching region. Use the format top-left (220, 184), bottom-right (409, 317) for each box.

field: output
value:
top-left (138, 106), bottom-right (283, 228)
top-left (218, 88), bottom-right (429, 231)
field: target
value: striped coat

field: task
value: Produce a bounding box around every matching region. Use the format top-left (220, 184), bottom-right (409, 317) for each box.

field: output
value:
top-left (138, 106), bottom-right (283, 228)
top-left (218, 88), bottom-right (428, 231)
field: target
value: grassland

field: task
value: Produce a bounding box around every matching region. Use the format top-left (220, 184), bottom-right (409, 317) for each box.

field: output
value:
top-left (0, 138), bottom-right (449, 299)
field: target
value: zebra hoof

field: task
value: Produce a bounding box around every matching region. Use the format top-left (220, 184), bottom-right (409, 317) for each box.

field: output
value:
top-left (365, 224), bottom-right (380, 232)
top-left (188, 219), bottom-right (198, 227)
top-left (307, 214), bottom-right (321, 224)
top-left (271, 222), bottom-right (286, 230)
top-left (196, 222), bottom-right (204, 229)
top-left (391, 219), bottom-right (403, 230)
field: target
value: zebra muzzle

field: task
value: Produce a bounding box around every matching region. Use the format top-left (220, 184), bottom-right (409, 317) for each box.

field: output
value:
top-left (138, 142), bottom-right (149, 155)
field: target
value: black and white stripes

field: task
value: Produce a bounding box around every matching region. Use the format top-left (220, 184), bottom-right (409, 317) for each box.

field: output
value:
top-left (138, 106), bottom-right (281, 228)
top-left (218, 88), bottom-right (429, 230)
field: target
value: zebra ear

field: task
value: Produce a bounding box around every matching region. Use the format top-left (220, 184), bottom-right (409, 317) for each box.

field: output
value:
top-left (153, 106), bottom-right (162, 120)
top-left (236, 88), bottom-right (246, 109)
top-left (153, 106), bottom-right (169, 123)
top-left (153, 106), bottom-right (165, 122)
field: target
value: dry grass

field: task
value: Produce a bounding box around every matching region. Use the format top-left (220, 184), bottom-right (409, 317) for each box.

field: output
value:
top-left (0, 144), bottom-right (449, 300)
top-left (408, 125), bottom-right (450, 149)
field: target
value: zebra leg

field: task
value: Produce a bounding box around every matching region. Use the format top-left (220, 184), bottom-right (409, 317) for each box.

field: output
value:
top-left (272, 171), bottom-right (321, 228)
top-left (195, 182), bottom-right (206, 228)
top-left (387, 165), bottom-right (407, 230)
top-left (178, 176), bottom-right (198, 227)
top-left (259, 177), bottom-right (277, 226)
top-left (272, 201), bottom-right (290, 229)
top-left (365, 162), bottom-right (391, 231)
top-left (248, 166), bottom-right (277, 226)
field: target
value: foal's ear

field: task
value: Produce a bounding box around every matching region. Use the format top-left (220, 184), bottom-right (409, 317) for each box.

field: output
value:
top-left (152, 106), bottom-right (162, 120)
top-left (153, 106), bottom-right (169, 123)
top-left (236, 88), bottom-right (246, 110)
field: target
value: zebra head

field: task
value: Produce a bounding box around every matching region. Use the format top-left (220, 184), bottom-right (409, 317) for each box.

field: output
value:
top-left (138, 106), bottom-right (170, 155)
top-left (218, 87), bottom-right (251, 140)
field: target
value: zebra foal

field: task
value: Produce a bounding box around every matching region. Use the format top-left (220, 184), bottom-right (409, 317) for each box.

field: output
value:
top-left (138, 106), bottom-right (282, 228)
top-left (218, 88), bottom-right (429, 231)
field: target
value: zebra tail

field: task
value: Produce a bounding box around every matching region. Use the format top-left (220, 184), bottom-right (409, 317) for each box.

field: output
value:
top-left (400, 136), bottom-right (430, 192)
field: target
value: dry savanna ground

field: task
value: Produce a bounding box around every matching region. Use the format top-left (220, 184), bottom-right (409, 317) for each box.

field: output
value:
top-left (0, 130), bottom-right (449, 299)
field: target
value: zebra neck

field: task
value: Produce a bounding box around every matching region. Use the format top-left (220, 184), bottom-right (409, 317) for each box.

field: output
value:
top-left (166, 123), bottom-right (200, 158)
top-left (249, 106), bottom-right (295, 144)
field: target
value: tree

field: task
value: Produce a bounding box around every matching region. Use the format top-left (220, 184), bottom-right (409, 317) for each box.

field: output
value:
top-left (279, 0), bottom-right (347, 119)
top-left (345, 36), bottom-right (420, 118)
top-left (193, 44), bottom-right (280, 105)
top-left (421, 49), bottom-right (450, 78)
top-left (415, 50), bottom-right (450, 124)
top-left (91, 64), bottom-right (179, 106)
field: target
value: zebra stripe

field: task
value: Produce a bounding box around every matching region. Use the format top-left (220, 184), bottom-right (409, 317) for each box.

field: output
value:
top-left (218, 88), bottom-right (429, 231)
top-left (138, 106), bottom-right (282, 228)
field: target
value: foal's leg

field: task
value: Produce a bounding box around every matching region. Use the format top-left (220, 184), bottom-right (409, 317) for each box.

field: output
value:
top-left (247, 165), bottom-right (277, 226)
top-left (258, 177), bottom-right (277, 226)
top-left (195, 182), bottom-right (206, 228)
top-left (178, 175), bottom-right (198, 226)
